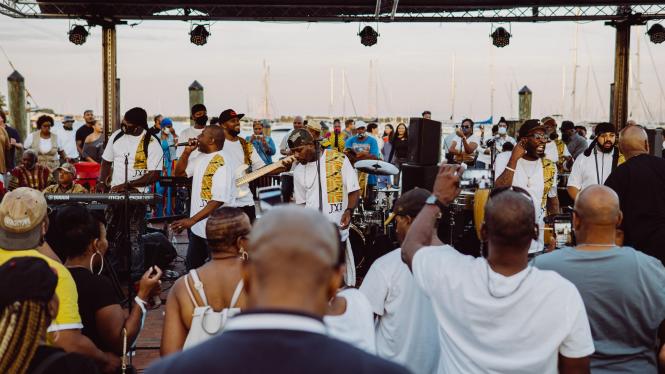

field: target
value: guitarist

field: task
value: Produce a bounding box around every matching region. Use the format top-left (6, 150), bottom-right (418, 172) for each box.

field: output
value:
top-left (218, 109), bottom-right (291, 222)
top-left (171, 126), bottom-right (230, 270)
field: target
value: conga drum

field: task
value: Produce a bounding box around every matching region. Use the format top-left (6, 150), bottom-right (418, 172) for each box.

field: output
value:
top-left (473, 188), bottom-right (490, 240)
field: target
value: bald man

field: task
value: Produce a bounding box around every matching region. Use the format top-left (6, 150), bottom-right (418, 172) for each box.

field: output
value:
top-left (280, 115), bottom-right (305, 155)
top-left (149, 206), bottom-right (408, 374)
top-left (402, 164), bottom-right (593, 374)
top-left (173, 125), bottom-right (230, 270)
top-left (535, 185), bottom-right (665, 373)
top-left (605, 125), bottom-right (665, 264)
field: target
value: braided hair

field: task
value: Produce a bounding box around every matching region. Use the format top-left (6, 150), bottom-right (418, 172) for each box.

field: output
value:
top-left (0, 299), bottom-right (50, 374)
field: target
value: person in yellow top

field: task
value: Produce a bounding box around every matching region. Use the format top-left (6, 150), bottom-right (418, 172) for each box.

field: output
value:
top-left (0, 187), bottom-right (120, 372)
top-left (322, 119), bottom-right (347, 153)
top-left (43, 163), bottom-right (88, 194)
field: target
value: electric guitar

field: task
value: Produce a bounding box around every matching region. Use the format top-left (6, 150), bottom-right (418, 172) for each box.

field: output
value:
top-left (235, 156), bottom-right (295, 198)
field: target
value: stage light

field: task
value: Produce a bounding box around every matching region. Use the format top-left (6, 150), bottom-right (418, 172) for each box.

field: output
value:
top-left (491, 27), bottom-right (511, 48)
top-left (359, 26), bottom-right (379, 47)
top-left (647, 24), bottom-right (665, 44)
top-left (190, 25), bottom-right (210, 46)
top-left (68, 25), bottom-right (89, 45)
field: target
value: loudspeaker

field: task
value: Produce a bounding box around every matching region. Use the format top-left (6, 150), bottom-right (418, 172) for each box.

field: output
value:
top-left (408, 118), bottom-right (441, 165)
top-left (645, 128), bottom-right (664, 158)
top-left (401, 163), bottom-right (439, 193)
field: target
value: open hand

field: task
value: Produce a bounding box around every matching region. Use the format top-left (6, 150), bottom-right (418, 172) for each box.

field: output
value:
top-left (171, 218), bottom-right (195, 234)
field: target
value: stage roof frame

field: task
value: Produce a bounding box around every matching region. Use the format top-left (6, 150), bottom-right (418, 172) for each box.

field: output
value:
top-left (1, 1), bottom-right (665, 23)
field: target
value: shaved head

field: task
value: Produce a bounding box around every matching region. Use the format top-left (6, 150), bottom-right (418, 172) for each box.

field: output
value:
top-left (206, 125), bottom-right (226, 149)
top-left (574, 185), bottom-right (621, 227)
top-left (243, 206), bottom-right (340, 315)
top-left (484, 190), bottom-right (536, 250)
top-left (619, 125), bottom-right (649, 158)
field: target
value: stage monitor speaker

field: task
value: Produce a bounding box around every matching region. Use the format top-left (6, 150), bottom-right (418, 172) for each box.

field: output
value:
top-left (645, 128), bottom-right (664, 158)
top-left (401, 163), bottom-right (439, 193)
top-left (408, 118), bottom-right (441, 165)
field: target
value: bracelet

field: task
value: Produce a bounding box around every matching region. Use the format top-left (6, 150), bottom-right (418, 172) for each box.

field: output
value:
top-left (134, 296), bottom-right (148, 315)
top-left (505, 166), bottom-right (516, 173)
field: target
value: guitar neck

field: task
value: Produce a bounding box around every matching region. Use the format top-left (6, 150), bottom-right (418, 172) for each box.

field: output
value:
top-left (236, 157), bottom-right (293, 186)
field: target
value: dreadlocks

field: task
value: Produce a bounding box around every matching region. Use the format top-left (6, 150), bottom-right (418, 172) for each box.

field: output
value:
top-left (0, 300), bottom-right (50, 374)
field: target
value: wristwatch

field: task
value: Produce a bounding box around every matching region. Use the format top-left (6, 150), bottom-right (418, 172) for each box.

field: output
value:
top-left (426, 194), bottom-right (448, 212)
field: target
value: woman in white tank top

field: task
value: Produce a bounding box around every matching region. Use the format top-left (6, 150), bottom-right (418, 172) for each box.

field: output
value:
top-left (160, 208), bottom-right (252, 356)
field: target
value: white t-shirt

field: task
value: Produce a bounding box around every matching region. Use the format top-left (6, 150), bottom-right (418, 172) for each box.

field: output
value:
top-left (545, 140), bottom-right (570, 163)
top-left (185, 150), bottom-right (230, 238)
top-left (494, 152), bottom-right (557, 253)
top-left (293, 149), bottom-right (360, 240)
top-left (222, 139), bottom-right (266, 207)
top-left (101, 129), bottom-right (163, 192)
top-left (25, 133), bottom-right (65, 160)
top-left (412, 245), bottom-right (594, 374)
top-left (360, 249), bottom-right (440, 374)
top-left (55, 128), bottom-right (78, 159)
top-left (567, 148), bottom-right (616, 192)
top-left (450, 135), bottom-right (481, 154)
top-left (324, 288), bottom-right (376, 354)
top-left (176, 126), bottom-right (205, 159)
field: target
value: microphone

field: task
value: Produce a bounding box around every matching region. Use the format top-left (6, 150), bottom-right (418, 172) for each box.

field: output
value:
top-left (174, 140), bottom-right (198, 147)
top-left (583, 138), bottom-right (598, 157)
top-left (485, 135), bottom-right (499, 147)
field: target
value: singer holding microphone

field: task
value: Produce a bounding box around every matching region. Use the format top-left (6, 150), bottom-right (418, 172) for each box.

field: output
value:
top-left (172, 126), bottom-right (230, 270)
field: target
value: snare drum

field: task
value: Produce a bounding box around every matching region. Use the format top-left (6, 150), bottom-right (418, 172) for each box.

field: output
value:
top-left (450, 190), bottom-right (475, 212)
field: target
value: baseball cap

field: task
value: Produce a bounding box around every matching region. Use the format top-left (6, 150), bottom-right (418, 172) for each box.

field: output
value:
top-left (306, 121), bottom-right (322, 133)
top-left (355, 120), bottom-right (367, 130)
top-left (219, 109), bottom-right (245, 124)
top-left (0, 188), bottom-right (49, 250)
top-left (518, 119), bottom-right (546, 140)
top-left (541, 116), bottom-right (556, 127)
top-left (561, 120), bottom-right (575, 131)
top-left (63, 115), bottom-right (75, 123)
top-left (55, 163), bottom-right (77, 176)
top-left (0, 257), bottom-right (57, 308)
top-left (161, 117), bottom-right (173, 127)
top-left (384, 188), bottom-right (431, 225)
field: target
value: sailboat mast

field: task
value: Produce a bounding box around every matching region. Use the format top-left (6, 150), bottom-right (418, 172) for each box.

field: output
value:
top-left (329, 67), bottom-right (334, 118)
top-left (342, 69), bottom-right (346, 119)
top-left (450, 53), bottom-right (456, 121)
top-left (571, 21), bottom-right (579, 120)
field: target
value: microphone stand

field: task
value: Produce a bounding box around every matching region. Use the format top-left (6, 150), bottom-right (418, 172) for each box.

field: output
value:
top-left (123, 153), bottom-right (133, 366)
top-left (315, 140), bottom-right (323, 212)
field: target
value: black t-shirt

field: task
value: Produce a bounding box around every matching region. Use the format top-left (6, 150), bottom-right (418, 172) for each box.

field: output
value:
top-left (605, 154), bottom-right (665, 261)
top-left (75, 125), bottom-right (94, 146)
top-left (69, 267), bottom-right (119, 351)
top-left (27, 345), bottom-right (99, 374)
top-left (392, 137), bottom-right (409, 159)
top-left (5, 125), bottom-right (21, 169)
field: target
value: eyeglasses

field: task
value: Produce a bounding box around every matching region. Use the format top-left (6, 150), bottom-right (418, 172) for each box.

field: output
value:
top-left (529, 133), bottom-right (547, 140)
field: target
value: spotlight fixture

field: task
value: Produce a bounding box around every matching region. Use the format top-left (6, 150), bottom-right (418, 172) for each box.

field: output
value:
top-left (491, 27), bottom-right (511, 48)
top-left (359, 26), bottom-right (379, 47)
top-left (190, 24), bottom-right (210, 46)
top-left (647, 24), bottom-right (665, 44)
top-left (68, 25), bottom-right (89, 46)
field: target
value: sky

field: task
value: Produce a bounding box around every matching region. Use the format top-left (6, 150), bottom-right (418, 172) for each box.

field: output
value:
top-left (0, 16), bottom-right (664, 124)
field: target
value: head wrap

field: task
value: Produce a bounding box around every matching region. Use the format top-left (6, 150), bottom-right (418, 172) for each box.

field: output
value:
top-left (287, 128), bottom-right (314, 149)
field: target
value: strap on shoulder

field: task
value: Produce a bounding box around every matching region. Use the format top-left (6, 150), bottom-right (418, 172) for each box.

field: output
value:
top-left (230, 280), bottom-right (244, 308)
top-left (183, 271), bottom-right (199, 308)
top-left (189, 269), bottom-right (209, 306)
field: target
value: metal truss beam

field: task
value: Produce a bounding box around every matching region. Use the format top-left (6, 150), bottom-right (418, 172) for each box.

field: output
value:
top-left (1, 2), bottom-right (665, 22)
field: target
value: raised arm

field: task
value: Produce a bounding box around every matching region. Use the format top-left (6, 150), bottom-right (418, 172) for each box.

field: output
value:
top-left (495, 140), bottom-right (526, 188)
top-left (402, 164), bottom-right (462, 270)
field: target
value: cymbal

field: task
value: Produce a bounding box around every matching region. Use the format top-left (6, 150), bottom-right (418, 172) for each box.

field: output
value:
top-left (354, 160), bottom-right (399, 176)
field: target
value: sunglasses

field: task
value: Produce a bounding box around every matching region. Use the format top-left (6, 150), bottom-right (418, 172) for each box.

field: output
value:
top-left (461, 125), bottom-right (471, 129)
top-left (489, 186), bottom-right (533, 202)
top-left (528, 133), bottom-right (547, 140)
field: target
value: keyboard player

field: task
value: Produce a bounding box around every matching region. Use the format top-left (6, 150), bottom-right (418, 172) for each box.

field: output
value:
top-left (96, 107), bottom-right (163, 280)
top-left (43, 163), bottom-right (88, 194)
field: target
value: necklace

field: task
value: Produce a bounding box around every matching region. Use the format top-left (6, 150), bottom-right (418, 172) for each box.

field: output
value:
top-left (303, 162), bottom-right (319, 191)
top-left (520, 159), bottom-right (540, 188)
top-left (486, 261), bottom-right (533, 299)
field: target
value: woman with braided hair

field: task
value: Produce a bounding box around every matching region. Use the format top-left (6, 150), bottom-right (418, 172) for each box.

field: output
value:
top-left (0, 257), bottom-right (98, 374)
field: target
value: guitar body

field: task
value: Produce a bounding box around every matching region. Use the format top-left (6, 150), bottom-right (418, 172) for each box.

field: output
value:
top-left (234, 164), bottom-right (252, 199)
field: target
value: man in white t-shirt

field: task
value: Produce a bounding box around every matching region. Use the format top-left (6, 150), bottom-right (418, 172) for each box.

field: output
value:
top-left (449, 118), bottom-right (480, 165)
top-left (56, 115), bottom-right (80, 162)
top-left (98, 107), bottom-right (164, 279)
top-left (290, 129), bottom-right (360, 284)
top-left (218, 108), bottom-right (266, 222)
top-left (567, 122), bottom-right (622, 201)
top-left (495, 119), bottom-right (559, 253)
top-left (171, 126), bottom-right (230, 270)
top-left (402, 165), bottom-right (594, 374)
top-left (542, 116), bottom-right (572, 170)
top-left (360, 188), bottom-right (440, 374)
top-left (176, 104), bottom-right (208, 159)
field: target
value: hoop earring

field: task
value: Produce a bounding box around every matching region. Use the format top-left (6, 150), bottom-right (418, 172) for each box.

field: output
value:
top-left (239, 248), bottom-right (249, 261)
top-left (89, 251), bottom-right (104, 275)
